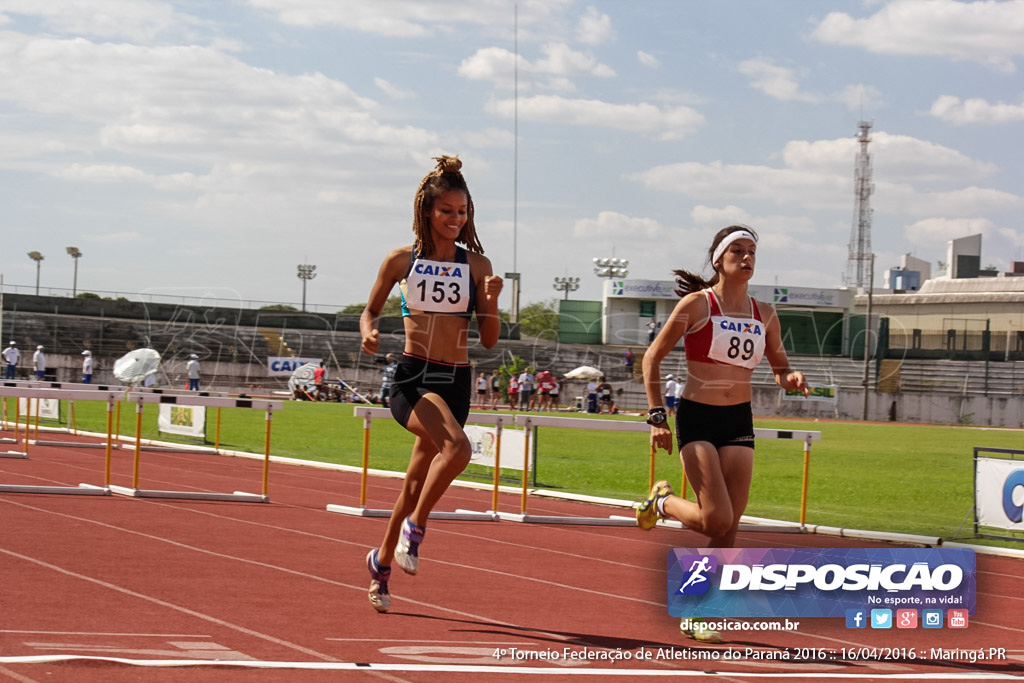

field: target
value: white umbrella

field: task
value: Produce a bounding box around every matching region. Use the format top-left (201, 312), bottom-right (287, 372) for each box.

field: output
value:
top-left (113, 348), bottom-right (161, 386)
top-left (288, 362), bottom-right (318, 394)
top-left (563, 365), bottom-right (604, 380)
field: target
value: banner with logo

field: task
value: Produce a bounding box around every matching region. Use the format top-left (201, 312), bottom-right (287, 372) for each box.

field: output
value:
top-left (18, 397), bottom-right (60, 420)
top-left (784, 383), bottom-right (837, 402)
top-left (975, 456), bottom-right (1024, 532)
top-left (267, 356), bottom-right (322, 377)
top-left (465, 425), bottom-right (529, 471)
top-left (157, 404), bottom-right (206, 438)
top-left (667, 547), bottom-right (975, 619)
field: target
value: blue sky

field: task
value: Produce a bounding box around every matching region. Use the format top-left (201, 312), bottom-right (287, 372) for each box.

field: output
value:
top-left (1, 0), bottom-right (1022, 312)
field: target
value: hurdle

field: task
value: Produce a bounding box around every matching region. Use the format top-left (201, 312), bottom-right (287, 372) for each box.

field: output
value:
top-left (107, 392), bottom-right (282, 503)
top-left (2, 380), bottom-right (130, 449)
top-left (502, 414), bottom-right (820, 530)
top-left (325, 406), bottom-right (508, 521)
top-left (0, 385), bottom-right (122, 495)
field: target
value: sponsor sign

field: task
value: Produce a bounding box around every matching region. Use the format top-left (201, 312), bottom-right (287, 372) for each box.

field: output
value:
top-left (667, 547), bottom-right (975, 618)
top-left (784, 383), bottom-right (837, 402)
top-left (604, 280), bottom-right (844, 308)
top-left (975, 457), bottom-right (1024, 531)
top-left (157, 403), bottom-right (206, 438)
top-left (267, 356), bottom-right (321, 377)
top-left (464, 425), bottom-right (529, 471)
top-left (18, 397), bottom-right (60, 420)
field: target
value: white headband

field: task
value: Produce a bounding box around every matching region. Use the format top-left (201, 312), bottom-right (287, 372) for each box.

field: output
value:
top-left (712, 229), bottom-right (757, 266)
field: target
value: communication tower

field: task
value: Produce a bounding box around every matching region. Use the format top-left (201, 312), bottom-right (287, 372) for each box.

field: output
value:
top-left (844, 121), bottom-right (874, 289)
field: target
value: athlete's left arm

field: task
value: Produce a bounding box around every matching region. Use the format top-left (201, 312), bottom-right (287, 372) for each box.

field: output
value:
top-left (471, 254), bottom-right (503, 349)
top-left (759, 300), bottom-right (810, 396)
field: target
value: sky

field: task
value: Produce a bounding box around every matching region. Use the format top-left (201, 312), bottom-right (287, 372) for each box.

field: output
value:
top-left (1, 0), bottom-right (1022, 314)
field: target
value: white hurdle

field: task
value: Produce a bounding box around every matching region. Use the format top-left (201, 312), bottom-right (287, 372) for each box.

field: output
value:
top-left (107, 392), bottom-right (283, 503)
top-left (3, 379), bottom-right (130, 449)
top-left (0, 385), bottom-right (123, 495)
top-left (325, 406), bottom-right (508, 521)
top-left (505, 413), bottom-right (821, 530)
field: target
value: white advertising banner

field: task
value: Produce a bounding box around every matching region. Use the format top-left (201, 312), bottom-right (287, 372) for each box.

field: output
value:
top-left (975, 456), bottom-right (1024, 531)
top-left (465, 425), bottom-right (529, 472)
top-left (783, 383), bottom-right (838, 402)
top-left (267, 356), bottom-right (322, 377)
top-left (157, 403), bottom-right (207, 438)
top-left (18, 397), bottom-right (60, 420)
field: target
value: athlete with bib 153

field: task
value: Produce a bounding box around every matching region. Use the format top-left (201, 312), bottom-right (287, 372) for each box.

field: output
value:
top-left (360, 156), bottom-right (502, 614)
top-left (635, 225), bottom-right (809, 641)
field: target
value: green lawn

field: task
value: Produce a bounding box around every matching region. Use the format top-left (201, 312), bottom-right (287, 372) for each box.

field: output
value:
top-left (23, 398), bottom-right (1024, 548)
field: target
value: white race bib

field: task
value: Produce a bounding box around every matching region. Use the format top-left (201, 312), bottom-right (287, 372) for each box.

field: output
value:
top-left (707, 315), bottom-right (766, 369)
top-left (401, 257), bottom-right (471, 314)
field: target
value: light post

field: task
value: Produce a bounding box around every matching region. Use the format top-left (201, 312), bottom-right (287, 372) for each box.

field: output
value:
top-left (552, 276), bottom-right (579, 300)
top-left (66, 246), bottom-right (82, 296)
top-left (297, 263), bottom-right (316, 312)
top-left (27, 251), bottom-right (44, 295)
top-left (593, 257), bottom-right (629, 279)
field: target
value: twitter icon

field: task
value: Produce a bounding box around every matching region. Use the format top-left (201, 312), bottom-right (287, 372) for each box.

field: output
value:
top-left (871, 609), bottom-right (893, 629)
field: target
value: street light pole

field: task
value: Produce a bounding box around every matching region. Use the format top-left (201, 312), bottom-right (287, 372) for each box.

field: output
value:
top-left (552, 276), bottom-right (579, 300)
top-left (297, 264), bottom-right (316, 312)
top-left (66, 246), bottom-right (82, 297)
top-left (27, 251), bottom-right (44, 295)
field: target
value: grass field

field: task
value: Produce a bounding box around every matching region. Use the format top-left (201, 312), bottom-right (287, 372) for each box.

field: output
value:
top-left (16, 398), bottom-right (1024, 548)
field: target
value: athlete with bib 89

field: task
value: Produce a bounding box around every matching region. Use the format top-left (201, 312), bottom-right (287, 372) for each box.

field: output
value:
top-left (636, 225), bottom-right (809, 642)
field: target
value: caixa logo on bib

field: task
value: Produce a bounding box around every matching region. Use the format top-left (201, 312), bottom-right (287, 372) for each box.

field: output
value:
top-left (667, 548), bottom-right (976, 619)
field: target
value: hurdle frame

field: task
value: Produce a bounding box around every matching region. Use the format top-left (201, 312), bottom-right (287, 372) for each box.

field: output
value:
top-left (325, 406), bottom-right (509, 521)
top-left (0, 385), bottom-right (123, 495)
top-left (107, 392), bottom-right (282, 503)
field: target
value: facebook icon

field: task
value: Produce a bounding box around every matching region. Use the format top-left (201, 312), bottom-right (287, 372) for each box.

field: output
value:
top-left (846, 609), bottom-right (867, 629)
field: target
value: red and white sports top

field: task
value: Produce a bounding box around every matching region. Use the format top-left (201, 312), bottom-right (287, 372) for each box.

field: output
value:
top-left (683, 289), bottom-right (766, 370)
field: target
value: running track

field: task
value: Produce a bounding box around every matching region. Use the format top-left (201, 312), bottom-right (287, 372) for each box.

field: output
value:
top-left (1, 432), bottom-right (1022, 682)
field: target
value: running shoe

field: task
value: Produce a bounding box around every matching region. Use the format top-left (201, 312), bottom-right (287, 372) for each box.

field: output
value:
top-left (635, 480), bottom-right (673, 530)
top-left (366, 549), bottom-right (391, 613)
top-left (681, 617), bottom-right (723, 644)
top-left (395, 517), bottom-right (425, 575)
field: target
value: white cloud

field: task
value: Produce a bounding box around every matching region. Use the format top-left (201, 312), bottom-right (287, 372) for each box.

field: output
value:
top-left (0, 0), bottom-right (188, 42)
top-left (691, 205), bottom-right (752, 228)
top-left (637, 50), bottom-right (659, 69)
top-left (374, 77), bottom-right (415, 100)
top-left (929, 94), bottom-right (1024, 125)
top-left (485, 94), bottom-right (704, 140)
top-left (904, 216), bottom-right (995, 246)
top-left (576, 6), bottom-right (613, 45)
top-left (458, 42), bottom-right (614, 91)
top-left (811, 0), bottom-right (1024, 73)
top-left (738, 58), bottom-right (817, 102)
top-left (573, 211), bottom-right (661, 239)
top-left (836, 83), bottom-right (884, 110)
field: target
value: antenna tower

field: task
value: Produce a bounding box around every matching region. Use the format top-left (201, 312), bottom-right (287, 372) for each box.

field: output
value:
top-left (844, 120), bottom-right (874, 289)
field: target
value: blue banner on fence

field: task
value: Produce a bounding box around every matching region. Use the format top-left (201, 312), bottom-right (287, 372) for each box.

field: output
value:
top-left (667, 548), bottom-right (975, 618)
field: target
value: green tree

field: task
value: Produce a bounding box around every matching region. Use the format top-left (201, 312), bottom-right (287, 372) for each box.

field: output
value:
top-left (260, 304), bottom-right (299, 312)
top-left (518, 299), bottom-right (559, 340)
top-left (339, 296), bottom-right (403, 316)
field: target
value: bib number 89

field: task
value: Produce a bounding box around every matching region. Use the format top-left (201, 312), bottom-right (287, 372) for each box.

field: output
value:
top-left (727, 336), bottom-right (755, 361)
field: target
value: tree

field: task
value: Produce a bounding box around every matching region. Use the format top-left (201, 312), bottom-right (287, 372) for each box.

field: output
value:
top-left (517, 299), bottom-right (559, 340)
top-left (260, 304), bottom-right (299, 312)
top-left (339, 296), bottom-right (403, 317)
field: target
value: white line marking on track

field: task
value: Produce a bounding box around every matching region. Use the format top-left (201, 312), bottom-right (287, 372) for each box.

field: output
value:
top-left (1, 655), bottom-right (1023, 678)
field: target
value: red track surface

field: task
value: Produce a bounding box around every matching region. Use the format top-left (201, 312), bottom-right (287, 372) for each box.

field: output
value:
top-left (1, 431), bottom-right (1022, 682)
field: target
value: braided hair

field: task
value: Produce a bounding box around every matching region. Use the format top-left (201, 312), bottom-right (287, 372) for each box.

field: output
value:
top-left (673, 225), bottom-right (759, 296)
top-left (412, 155), bottom-right (484, 258)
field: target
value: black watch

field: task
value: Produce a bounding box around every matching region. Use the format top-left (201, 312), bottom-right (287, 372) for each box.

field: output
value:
top-left (646, 409), bottom-right (667, 426)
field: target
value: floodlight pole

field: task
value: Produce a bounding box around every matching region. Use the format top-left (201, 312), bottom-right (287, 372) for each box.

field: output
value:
top-left (27, 251), bottom-right (44, 295)
top-left (67, 246), bottom-right (82, 297)
top-left (297, 264), bottom-right (316, 312)
top-left (861, 254), bottom-right (875, 421)
top-left (552, 276), bottom-right (579, 300)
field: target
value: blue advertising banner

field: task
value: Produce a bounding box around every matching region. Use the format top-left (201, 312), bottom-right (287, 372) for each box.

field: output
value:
top-left (667, 548), bottom-right (976, 618)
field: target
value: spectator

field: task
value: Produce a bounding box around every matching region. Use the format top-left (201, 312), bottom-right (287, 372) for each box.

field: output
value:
top-left (597, 376), bottom-right (614, 414)
top-left (314, 362), bottom-right (327, 401)
top-left (517, 367), bottom-right (535, 411)
top-left (2, 341), bottom-right (19, 380)
top-left (81, 350), bottom-right (93, 384)
top-left (186, 353), bottom-right (200, 390)
top-left (624, 349), bottom-right (635, 369)
top-left (586, 378), bottom-right (598, 413)
top-left (475, 372), bottom-right (488, 409)
top-left (489, 369), bottom-right (502, 410)
top-left (379, 353), bottom-right (397, 407)
top-left (32, 345), bottom-right (46, 380)
top-left (507, 373), bottom-right (519, 410)
top-left (664, 373), bottom-right (679, 416)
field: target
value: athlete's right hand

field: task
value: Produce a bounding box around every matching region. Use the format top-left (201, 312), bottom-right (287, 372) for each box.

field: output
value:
top-left (361, 330), bottom-right (379, 355)
top-left (650, 424), bottom-right (673, 455)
